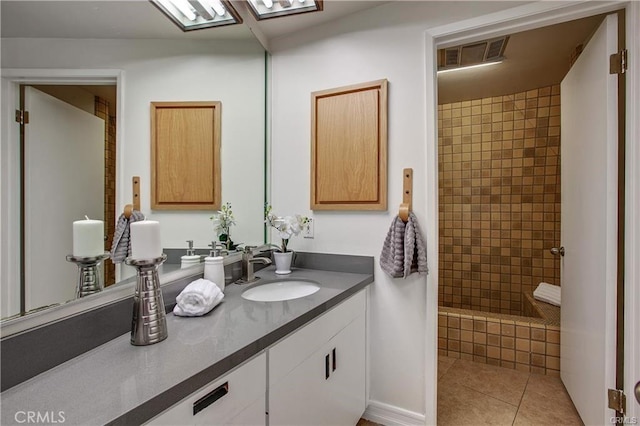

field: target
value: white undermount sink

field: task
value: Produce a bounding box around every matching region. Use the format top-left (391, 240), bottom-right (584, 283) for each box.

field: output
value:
top-left (241, 280), bottom-right (320, 302)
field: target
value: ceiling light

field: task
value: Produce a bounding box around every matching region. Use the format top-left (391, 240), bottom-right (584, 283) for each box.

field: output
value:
top-left (169, 0), bottom-right (197, 21)
top-left (208, 0), bottom-right (227, 16)
top-left (150, 0), bottom-right (242, 31)
top-left (189, 0), bottom-right (214, 20)
top-left (246, 0), bottom-right (322, 20)
top-left (437, 60), bottom-right (503, 74)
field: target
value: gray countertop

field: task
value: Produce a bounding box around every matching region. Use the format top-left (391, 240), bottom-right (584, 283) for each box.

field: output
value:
top-left (0, 266), bottom-right (373, 426)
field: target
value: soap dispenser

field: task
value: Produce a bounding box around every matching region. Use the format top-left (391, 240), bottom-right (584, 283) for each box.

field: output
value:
top-left (180, 240), bottom-right (201, 269)
top-left (204, 242), bottom-right (226, 292)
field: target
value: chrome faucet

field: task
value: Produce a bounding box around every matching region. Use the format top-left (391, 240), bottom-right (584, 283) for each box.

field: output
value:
top-left (239, 245), bottom-right (272, 284)
top-left (255, 243), bottom-right (282, 252)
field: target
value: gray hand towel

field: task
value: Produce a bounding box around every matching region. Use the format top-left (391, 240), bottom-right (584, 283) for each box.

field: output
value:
top-left (404, 212), bottom-right (428, 278)
top-left (380, 212), bottom-right (428, 279)
top-left (110, 210), bottom-right (145, 263)
top-left (380, 216), bottom-right (407, 278)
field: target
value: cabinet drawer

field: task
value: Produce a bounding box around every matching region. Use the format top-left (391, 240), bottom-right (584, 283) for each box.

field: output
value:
top-left (269, 289), bottom-right (366, 385)
top-left (146, 353), bottom-right (266, 426)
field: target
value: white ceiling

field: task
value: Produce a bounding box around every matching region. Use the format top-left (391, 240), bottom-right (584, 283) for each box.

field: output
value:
top-left (1, 1), bottom-right (606, 105)
top-left (0, 0), bottom-right (389, 42)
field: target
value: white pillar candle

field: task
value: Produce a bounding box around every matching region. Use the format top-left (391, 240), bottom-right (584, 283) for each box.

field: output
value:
top-left (130, 220), bottom-right (162, 260)
top-left (73, 217), bottom-right (104, 257)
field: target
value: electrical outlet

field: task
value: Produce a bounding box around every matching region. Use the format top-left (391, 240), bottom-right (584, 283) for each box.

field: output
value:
top-left (303, 218), bottom-right (314, 239)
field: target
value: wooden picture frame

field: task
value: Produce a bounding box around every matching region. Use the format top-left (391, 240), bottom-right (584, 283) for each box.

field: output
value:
top-left (150, 101), bottom-right (221, 210)
top-left (310, 79), bottom-right (388, 210)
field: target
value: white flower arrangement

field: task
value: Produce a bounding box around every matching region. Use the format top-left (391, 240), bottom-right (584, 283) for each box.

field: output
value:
top-left (265, 204), bottom-right (310, 253)
top-left (210, 202), bottom-right (236, 249)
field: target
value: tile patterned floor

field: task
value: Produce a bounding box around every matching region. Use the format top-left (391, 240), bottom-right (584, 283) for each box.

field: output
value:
top-left (438, 356), bottom-right (584, 425)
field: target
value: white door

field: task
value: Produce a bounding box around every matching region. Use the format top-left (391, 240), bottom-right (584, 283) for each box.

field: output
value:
top-left (24, 86), bottom-right (105, 310)
top-left (560, 14), bottom-right (619, 424)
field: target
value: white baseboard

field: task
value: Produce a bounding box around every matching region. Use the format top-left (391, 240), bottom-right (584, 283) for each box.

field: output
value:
top-left (362, 400), bottom-right (426, 426)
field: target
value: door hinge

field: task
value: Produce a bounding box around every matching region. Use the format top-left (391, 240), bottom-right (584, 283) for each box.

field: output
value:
top-left (14, 110), bottom-right (29, 125)
top-left (608, 388), bottom-right (626, 414)
top-left (610, 49), bottom-right (628, 74)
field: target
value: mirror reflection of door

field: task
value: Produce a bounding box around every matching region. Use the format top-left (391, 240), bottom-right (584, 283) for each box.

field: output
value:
top-left (17, 85), bottom-right (116, 316)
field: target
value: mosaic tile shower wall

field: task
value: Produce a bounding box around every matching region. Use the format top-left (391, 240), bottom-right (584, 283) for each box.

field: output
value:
top-left (438, 308), bottom-right (561, 375)
top-left (438, 85), bottom-right (561, 316)
top-left (94, 96), bottom-right (116, 286)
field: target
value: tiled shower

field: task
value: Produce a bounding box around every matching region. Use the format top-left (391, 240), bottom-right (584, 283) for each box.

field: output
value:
top-left (438, 85), bottom-right (562, 316)
top-left (437, 85), bottom-right (563, 375)
top-left (95, 96), bottom-right (117, 286)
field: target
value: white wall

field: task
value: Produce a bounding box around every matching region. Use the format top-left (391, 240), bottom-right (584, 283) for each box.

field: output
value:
top-left (268, 1), bottom-right (527, 421)
top-left (1, 38), bottom-right (266, 253)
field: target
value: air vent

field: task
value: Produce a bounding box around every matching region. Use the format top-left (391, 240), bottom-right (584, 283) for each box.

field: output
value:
top-left (445, 48), bottom-right (460, 67)
top-left (460, 42), bottom-right (488, 65)
top-left (486, 37), bottom-right (508, 60)
top-left (438, 36), bottom-right (509, 72)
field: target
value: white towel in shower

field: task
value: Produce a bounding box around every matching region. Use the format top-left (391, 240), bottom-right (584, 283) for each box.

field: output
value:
top-left (173, 278), bottom-right (224, 317)
top-left (533, 282), bottom-right (561, 307)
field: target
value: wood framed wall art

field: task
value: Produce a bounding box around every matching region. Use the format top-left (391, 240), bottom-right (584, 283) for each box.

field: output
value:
top-left (150, 101), bottom-right (221, 210)
top-left (311, 79), bottom-right (388, 210)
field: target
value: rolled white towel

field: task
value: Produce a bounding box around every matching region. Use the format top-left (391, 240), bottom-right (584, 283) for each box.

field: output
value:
top-left (173, 278), bottom-right (224, 317)
top-left (533, 282), bottom-right (561, 307)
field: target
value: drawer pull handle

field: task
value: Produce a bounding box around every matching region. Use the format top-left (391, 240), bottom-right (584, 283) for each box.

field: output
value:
top-left (332, 348), bottom-right (337, 372)
top-left (325, 354), bottom-right (330, 380)
top-left (193, 382), bottom-right (229, 416)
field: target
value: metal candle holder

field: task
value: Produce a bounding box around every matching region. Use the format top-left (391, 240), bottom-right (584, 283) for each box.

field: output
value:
top-left (125, 254), bottom-right (168, 346)
top-left (66, 253), bottom-right (110, 298)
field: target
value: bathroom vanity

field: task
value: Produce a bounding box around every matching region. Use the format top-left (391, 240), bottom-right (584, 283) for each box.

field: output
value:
top-left (148, 288), bottom-right (366, 426)
top-left (0, 254), bottom-right (373, 426)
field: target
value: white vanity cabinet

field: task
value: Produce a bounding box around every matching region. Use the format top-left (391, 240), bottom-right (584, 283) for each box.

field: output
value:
top-left (145, 353), bottom-right (266, 426)
top-left (145, 288), bottom-right (367, 426)
top-left (268, 289), bottom-right (367, 426)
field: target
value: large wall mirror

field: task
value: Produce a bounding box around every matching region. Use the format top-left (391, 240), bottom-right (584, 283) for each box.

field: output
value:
top-left (0, 25), bottom-right (267, 335)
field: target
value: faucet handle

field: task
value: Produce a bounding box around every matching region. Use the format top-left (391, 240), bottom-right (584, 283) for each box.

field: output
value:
top-left (256, 244), bottom-right (282, 253)
top-left (186, 240), bottom-right (195, 256)
top-left (242, 245), bottom-right (257, 253)
top-left (208, 241), bottom-right (227, 257)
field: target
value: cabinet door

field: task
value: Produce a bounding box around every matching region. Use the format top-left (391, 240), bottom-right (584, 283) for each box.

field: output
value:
top-left (146, 353), bottom-right (265, 426)
top-left (270, 290), bottom-right (366, 385)
top-left (269, 343), bottom-right (331, 425)
top-left (324, 314), bottom-right (366, 425)
top-left (150, 101), bottom-right (222, 210)
top-left (269, 315), bottom-right (365, 426)
top-left (311, 80), bottom-right (388, 211)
